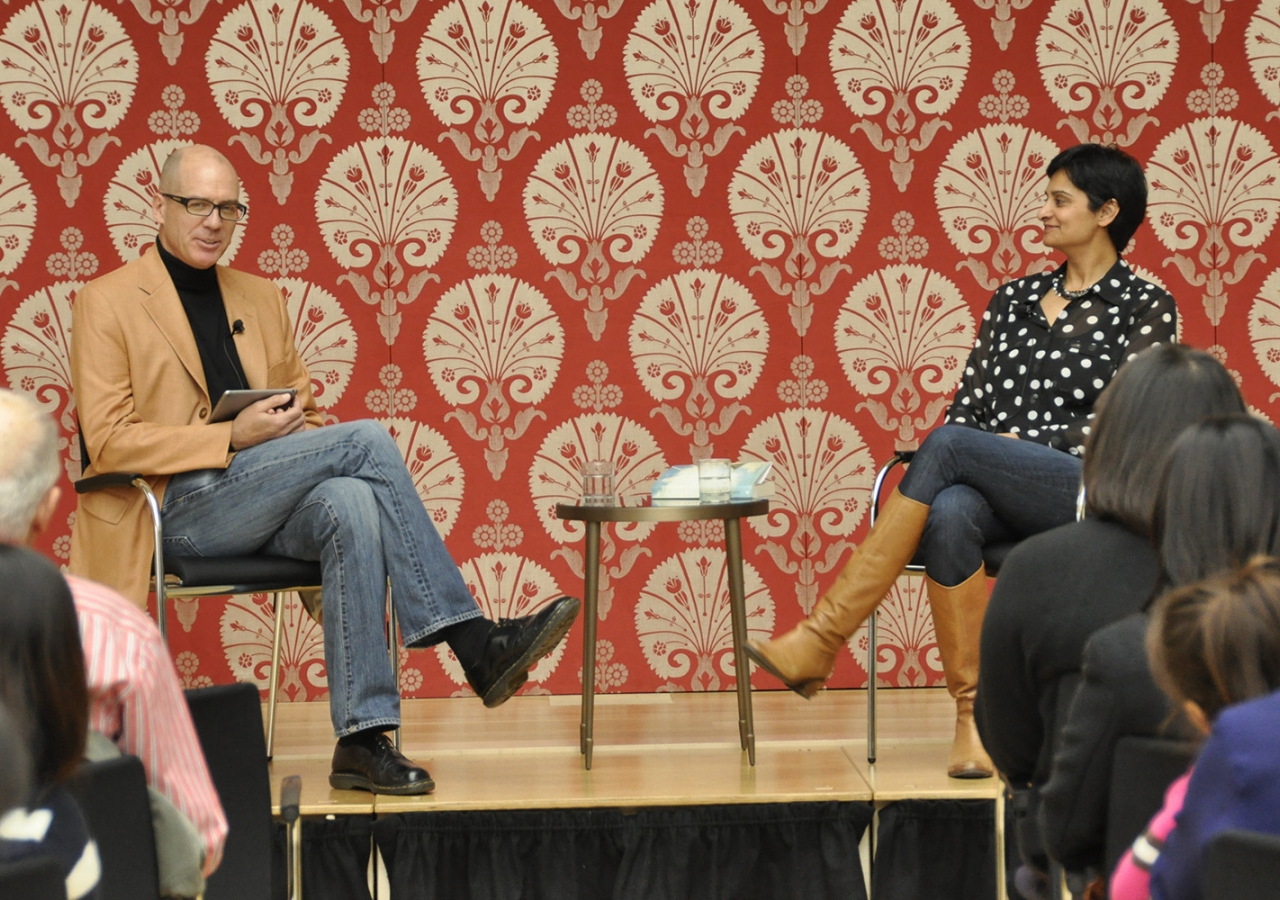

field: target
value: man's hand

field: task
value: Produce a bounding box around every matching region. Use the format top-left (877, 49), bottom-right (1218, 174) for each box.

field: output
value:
top-left (229, 393), bottom-right (304, 451)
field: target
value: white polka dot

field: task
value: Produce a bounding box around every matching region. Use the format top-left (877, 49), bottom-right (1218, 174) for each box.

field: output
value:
top-left (1080, 359), bottom-right (1092, 369)
top-left (1061, 367), bottom-right (1071, 378)
top-left (1073, 389), bottom-right (1085, 399)
top-left (1003, 379), bottom-right (1014, 389)
top-left (1093, 378), bottom-right (1105, 389)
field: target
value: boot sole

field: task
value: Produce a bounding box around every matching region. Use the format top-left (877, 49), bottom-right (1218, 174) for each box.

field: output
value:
top-left (743, 643), bottom-right (824, 699)
top-left (947, 766), bottom-right (994, 780)
top-left (328, 772), bottom-right (436, 795)
top-left (482, 597), bottom-right (581, 708)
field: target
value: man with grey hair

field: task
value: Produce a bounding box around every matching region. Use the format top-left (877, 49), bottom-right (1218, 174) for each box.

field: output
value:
top-left (0, 388), bottom-right (226, 894)
top-left (69, 144), bottom-right (579, 794)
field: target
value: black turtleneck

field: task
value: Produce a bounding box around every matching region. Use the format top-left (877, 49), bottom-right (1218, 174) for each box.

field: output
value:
top-left (156, 239), bottom-right (248, 405)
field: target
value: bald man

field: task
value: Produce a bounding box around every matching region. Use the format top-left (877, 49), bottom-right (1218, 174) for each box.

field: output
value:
top-left (70, 146), bottom-right (579, 794)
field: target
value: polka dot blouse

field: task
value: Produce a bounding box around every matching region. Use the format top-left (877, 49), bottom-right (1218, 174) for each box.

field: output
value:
top-left (946, 258), bottom-right (1177, 457)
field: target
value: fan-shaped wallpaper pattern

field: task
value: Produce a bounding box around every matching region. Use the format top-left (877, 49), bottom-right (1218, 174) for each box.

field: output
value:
top-left (1, 0), bottom-right (1274, 701)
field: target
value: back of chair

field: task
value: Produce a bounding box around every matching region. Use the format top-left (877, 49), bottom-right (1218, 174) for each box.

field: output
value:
top-left (0, 855), bottom-right (66, 900)
top-left (1205, 829), bottom-right (1280, 900)
top-left (68, 755), bottom-right (161, 900)
top-left (186, 682), bottom-right (272, 900)
top-left (1104, 736), bottom-right (1199, 876)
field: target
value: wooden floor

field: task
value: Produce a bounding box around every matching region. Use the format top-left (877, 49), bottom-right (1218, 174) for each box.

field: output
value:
top-left (265, 687), bottom-right (1001, 816)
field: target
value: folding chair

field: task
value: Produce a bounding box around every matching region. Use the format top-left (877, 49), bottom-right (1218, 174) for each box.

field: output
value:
top-left (74, 470), bottom-right (402, 756)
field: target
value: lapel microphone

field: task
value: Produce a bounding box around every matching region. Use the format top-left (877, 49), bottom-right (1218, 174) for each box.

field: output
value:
top-left (231, 319), bottom-right (245, 336)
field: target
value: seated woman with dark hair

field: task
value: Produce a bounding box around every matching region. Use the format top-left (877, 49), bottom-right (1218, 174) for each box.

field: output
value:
top-left (973, 344), bottom-right (1244, 886)
top-left (1039, 414), bottom-right (1280, 887)
top-left (748, 142), bottom-right (1177, 779)
top-left (0, 545), bottom-right (101, 900)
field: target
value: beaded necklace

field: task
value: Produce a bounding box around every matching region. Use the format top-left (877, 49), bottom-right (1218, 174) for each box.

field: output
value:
top-left (1052, 271), bottom-right (1096, 301)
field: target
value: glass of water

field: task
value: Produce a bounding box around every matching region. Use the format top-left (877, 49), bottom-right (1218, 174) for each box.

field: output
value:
top-left (697, 458), bottom-right (732, 501)
top-left (581, 460), bottom-right (616, 506)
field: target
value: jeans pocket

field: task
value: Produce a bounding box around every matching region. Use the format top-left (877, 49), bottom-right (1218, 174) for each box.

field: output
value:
top-left (162, 468), bottom-right (225, 510)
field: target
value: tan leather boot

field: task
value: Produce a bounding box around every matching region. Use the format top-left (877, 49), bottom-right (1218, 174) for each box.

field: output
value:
top-left (746, 488), bottom-right (930, 698)
top-left (926, 568), bottom-right (995, 778)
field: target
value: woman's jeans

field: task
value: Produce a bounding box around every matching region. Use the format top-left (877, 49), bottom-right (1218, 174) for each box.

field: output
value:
top-left (899, 425), bottom-right (1083, 586)
top-left (160, 421), bottom-right (481, 737)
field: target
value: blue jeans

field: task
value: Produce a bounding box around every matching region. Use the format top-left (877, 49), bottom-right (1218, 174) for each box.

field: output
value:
top-left (900, 425), bottom-right (1082, 586)
top-left (161, 421), bottom-right (481, 736)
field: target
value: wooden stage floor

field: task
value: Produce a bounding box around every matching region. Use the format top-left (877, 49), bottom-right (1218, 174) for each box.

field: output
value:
top-left (266, 687), bottom-right (1001, 817)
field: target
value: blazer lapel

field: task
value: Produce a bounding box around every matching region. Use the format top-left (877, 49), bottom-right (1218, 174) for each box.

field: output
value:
top-left (137, 247), bottom-right (209, 401)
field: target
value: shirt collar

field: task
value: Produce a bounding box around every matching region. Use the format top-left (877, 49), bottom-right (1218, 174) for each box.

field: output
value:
top-left (1017, 258), bottom-right (1132, 313)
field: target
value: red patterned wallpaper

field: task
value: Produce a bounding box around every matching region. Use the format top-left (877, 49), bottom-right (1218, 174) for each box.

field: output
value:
top-left (1, 0), bottom-right (1276, 703)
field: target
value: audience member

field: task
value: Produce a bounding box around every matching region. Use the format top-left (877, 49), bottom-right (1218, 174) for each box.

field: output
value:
top-left (1149, 690), bottom-right (1280, 900)
top-left (0, 544), bottom-right (101, 899)
top-left (1110, 558), bottom-right (1280, 899)
top-left (0, 388), bottom-right (225, 895)
top-left (974, 344), bottom-right (1243, 881)
top-left (1039, 415), bottom-right (1280, 881)
top-left (69, 145), bottom-right (579, 794)
top-left (748, 143), bottom-right (1177, 779)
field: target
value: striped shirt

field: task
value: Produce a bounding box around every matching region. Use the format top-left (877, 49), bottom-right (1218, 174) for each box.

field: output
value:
top-left (68, 575), bottom-right (227, 875)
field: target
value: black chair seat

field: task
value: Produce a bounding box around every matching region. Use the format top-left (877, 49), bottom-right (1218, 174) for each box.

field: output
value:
top-left (163, 554), bottom-right (321, 591)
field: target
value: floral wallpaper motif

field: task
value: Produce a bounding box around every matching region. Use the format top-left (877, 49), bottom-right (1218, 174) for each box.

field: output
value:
top-left (2, 0), bottom-right (1274, 701)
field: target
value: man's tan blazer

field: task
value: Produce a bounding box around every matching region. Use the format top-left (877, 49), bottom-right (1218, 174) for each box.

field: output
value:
top-left (69, 245), bottom-right (322, 606)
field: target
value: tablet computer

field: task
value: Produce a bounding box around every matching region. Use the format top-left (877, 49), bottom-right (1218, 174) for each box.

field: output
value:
top-left (210, 389), bottom-right (297, 423)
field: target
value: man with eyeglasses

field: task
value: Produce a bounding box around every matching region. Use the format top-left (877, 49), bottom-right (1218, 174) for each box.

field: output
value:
top-left (69, 145), bottom-right (580, 796)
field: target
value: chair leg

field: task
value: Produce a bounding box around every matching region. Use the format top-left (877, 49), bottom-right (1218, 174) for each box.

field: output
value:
top-left (288, 813), bottom-right (303, 900)
top-left (387, 583), bottom-right (401, 752)
top-left (867, 610), bottom-right (878, 764)
top-left (266, 591), bottom-right (286, 759)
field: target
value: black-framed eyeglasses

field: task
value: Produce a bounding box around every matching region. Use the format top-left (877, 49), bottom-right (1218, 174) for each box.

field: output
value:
top-left (161, 193), bottom-right (248, 222)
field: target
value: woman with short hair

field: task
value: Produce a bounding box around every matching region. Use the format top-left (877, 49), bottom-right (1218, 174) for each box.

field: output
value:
top-left (748, 143), bottom-right (1178, 778)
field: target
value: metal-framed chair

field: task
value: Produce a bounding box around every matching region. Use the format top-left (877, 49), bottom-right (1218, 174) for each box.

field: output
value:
top-left (74, 470), bottom-right (402, 757)
top-left (864, 450), bottom-right (1020, 765)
